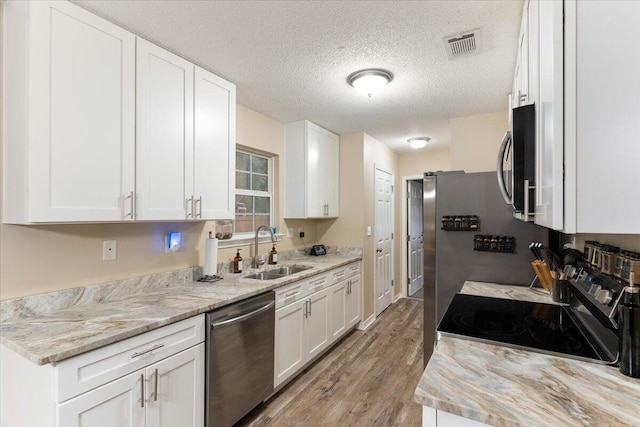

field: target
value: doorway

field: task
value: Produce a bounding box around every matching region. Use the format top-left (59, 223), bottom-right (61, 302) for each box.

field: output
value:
top-left (374, 167), bottom-right (394, 316)
top-left (407, 179), bottom-right (424, 298)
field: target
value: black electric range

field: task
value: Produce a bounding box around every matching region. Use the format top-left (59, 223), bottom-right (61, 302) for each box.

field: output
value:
top-left (438, 264), bottom-right (623, 364)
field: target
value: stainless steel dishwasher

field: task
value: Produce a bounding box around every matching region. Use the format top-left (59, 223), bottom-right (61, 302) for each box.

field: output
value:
top-left (205, 291), bottom-right (275, 427)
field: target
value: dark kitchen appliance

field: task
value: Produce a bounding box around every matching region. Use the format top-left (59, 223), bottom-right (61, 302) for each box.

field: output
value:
top-left (439, 262), bottom-right (631, 365)
top-left (309, 244), bottom-right (327, 256)
top-left (497, 104), bottom-right (536, 218)
top-left (206, 292), bottom-right (275, 427)
top-left (423, 171), bottom-right (548, 363)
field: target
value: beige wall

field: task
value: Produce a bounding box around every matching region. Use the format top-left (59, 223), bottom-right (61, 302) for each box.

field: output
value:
top-left (450, 110), bottom-right (508, 173)
top-left (397, 148), bottom-right (451, 179)
top-left (0, 105), bottom-right (314, 300)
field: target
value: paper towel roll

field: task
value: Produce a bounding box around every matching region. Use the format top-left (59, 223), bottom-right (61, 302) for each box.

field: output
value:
top-left (203, 238), bottom-right (218, 276)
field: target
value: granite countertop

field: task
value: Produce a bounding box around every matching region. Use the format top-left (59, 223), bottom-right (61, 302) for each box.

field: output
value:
top-left (0, 251), bottom-right (362, 366)
top-left (414, 281), bottom-right (640, 426)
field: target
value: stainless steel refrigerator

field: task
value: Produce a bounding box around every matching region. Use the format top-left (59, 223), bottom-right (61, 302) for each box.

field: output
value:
top-left (423, 171), bottom-right (549, 364)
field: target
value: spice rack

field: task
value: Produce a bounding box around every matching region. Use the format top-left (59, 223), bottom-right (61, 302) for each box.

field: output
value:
top-left (474, 235), bottom-right (515, 253)
top-left (441, 215), bottom-right (479, 231)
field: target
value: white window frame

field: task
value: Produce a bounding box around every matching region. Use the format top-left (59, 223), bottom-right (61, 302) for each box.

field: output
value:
top-left (234, 148), bottom-right (274, 237)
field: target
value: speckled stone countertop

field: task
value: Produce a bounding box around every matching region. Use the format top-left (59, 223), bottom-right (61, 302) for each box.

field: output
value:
top-left (0, 249), bottom-right (361, 365)
top-left (414, 281), bottom-right (640, 426)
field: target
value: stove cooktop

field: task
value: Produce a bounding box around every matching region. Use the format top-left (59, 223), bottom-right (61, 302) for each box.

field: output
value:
top-left (438, 294), bottom-right (610, 363)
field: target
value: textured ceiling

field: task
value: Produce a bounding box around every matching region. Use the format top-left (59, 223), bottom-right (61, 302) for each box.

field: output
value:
top-left (74, 0), bottom-right (523, 153)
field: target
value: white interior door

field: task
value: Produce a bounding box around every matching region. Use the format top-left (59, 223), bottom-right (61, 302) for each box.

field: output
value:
top-left (407, 180), bottom-right (424, 296)
top-left (375, 167), bottom-right (394, 316)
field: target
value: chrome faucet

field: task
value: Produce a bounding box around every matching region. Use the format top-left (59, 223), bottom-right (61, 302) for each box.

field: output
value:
top-left (253, 225), bottom-right (277, 268)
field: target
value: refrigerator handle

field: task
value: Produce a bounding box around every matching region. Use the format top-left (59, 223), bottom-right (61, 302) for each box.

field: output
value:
top-left (496, 131), bottom-right (513, 206)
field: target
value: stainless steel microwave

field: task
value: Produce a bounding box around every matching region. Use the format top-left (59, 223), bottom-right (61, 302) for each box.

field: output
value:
top-left (497, 104), bottom-right (536, 219)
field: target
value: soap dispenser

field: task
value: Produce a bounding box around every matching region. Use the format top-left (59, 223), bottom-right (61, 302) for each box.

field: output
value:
top-left (233, 249), bottom-right (243, 273)
top-left (268, 245), bottom-right (278, 265)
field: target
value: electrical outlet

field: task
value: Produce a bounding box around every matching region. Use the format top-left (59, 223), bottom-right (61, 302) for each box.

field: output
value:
top-left (298, 228), bottom-right (305, 238)
top-left (286, 228), bottom-right (293, 238)
top-left (103, 240), bottom-right (117, 261)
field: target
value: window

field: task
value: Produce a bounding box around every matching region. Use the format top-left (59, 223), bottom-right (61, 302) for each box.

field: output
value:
top-left (235, 150), bottom-right (273, 234)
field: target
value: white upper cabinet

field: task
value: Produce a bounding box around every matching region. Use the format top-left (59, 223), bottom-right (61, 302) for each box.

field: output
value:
top-left (284, 120), bottom-right (339, 219)
top-left (136, 39), bottom-right (194, 220)
top-left (534, 0), bottom-right (564, 230)
top-left (2, 1), bottom-right (136, 223)
top-left (193, 67), bottom-right (236, 220)
top-left (530, 0), bottom-right (640, 233)
top-left (2, 1), bottom-right (236, 223)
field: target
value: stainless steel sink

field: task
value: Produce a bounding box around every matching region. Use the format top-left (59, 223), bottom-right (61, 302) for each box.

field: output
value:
top-left (243, 265), bottom-right (313, 281)
top-left (269, 265), bottom-right (312, 276)
top-left (243, 272), bottom-right (285, 281)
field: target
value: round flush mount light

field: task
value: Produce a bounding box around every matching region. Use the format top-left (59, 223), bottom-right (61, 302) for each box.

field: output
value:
top-left (347, 69), bottom-right (394, 97)
top-left (408, 137), bottom-right (430, 149)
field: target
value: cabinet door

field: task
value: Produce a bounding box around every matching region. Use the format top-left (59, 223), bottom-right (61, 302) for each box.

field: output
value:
top-left (346, 275), bottom-right (361, 329)
top-left (534, 0), bottom-right (564, 230)
top-left (306, 123), bottom-right (326, 218)
top-left (274, 300), bottom-right (305, 387)
top-left (330, 280), bottom-right (347, 341)
top-left (323, 131), bottom-right (340, 217)
top-left (146, 344), bottom-right (204, 427)
top-left (305, 288), bottom-right (331, 360)
top-left (573, 0), bottom-right (640, 233)
top-left (194, 67), bottom-right (236, 220)
top-left (27, 1), bottom-right (135, 222)
top-left (57, 370), bottom-right (145, 427)
top-left (136, 38), bottom-right (194, 220)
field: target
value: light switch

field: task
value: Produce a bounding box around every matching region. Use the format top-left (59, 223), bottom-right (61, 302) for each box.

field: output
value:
top-left (366, 226), bottom-right (372, 236)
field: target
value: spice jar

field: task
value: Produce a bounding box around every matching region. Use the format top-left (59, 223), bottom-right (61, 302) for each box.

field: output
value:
top-left (616, 250), bottom-right (628, 279)
top-left (498, 236), bottom-right (507, 251)
top-left (626, 252), bottom-right (640, 285)
top-left (505, 237), bottom-right (514, 252)
top-left (490, 236), bottom-right (499, 251)
top-left (469, 215), bottom-right (479, 229)
top-left (441, 216), bottom-right (450, 230)
top-left (461, 216), bottom-right (470, 229)
top-left (483, 235), bottom-right (491, 250)
top-left (474, 235), bottom-right (484, 250)
top-left (600, 245), bottom-right (620, 276)
top-left (584, 240), bottom-right (598, 264)
top-left (454, 216), bottom-right (462, 229)
top-left (591, 243), bottom-right (603, 268)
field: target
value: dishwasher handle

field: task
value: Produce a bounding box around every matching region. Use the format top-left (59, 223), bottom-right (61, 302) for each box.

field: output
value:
top-left (209, 301), bottom-right (275, 329)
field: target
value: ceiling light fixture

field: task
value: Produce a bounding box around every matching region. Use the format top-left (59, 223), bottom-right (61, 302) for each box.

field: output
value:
top-left (347, 69), bottom-right (394, 97)
top-left (408, 137), bottom-right (430, 149)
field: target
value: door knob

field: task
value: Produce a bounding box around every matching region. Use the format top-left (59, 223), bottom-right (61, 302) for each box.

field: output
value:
top-left (376, 248), bottom-right (383, 253)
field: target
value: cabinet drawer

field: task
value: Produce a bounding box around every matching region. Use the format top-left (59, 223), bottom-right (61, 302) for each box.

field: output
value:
top-left (331, 267), bottom-right (347, 284)
top-left (56, 315), bottom-right (204, 402)
top-left (307, 273), bottom-right (331, 294)
top-left (346, 262), bottom-right (360, 278)
top-left (275, 281), bottom-right (307, 309)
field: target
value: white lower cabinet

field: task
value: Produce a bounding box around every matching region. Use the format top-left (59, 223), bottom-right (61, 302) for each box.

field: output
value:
top-left (274, 263), bottom-right (361, 389)
top-left (58, 369), bottom-right (145, 427)
top-left (0, 316), bottom-right (205, 427)
top-left (59, 342), bottom-right (204, 427)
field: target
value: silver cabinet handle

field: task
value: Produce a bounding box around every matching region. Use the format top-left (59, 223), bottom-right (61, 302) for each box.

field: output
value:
top-left (195, 196), bottom-right (202, 218)
top-left (186, 196), bottom-right (194, 218)
top-left (131, 344), bottom-right (164, 359)
top-left (139, 374), bottom-right (145, 408)
top-left (285, 290), bottom-right (298, 298)
top-left (308, 299), bottom-right (312, 316)
top-left (153, 368), bottom-right (159, 402)
top-left (124, 191), bottom-right (135, 219)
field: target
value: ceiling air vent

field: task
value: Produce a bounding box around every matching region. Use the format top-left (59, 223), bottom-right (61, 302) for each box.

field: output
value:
top-left (443, 29), bottom-right (482, 60)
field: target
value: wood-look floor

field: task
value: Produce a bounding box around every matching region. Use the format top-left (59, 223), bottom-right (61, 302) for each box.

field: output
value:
top-left (237, 298), bottom-right (424, 427)
top-left (408, 287), bottom-right (424, 300)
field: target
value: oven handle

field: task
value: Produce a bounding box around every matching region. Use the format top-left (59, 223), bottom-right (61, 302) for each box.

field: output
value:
top-left (496, 131), bottom-right (513, 206)
top-left (209, 301), bottom-right (275, 329)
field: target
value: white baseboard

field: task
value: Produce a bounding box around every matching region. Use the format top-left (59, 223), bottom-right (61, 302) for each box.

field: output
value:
top-left (356, 313), bottom-right (376, 330)
top-left (393, 293), bottom-right (402, 303)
